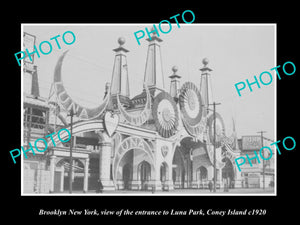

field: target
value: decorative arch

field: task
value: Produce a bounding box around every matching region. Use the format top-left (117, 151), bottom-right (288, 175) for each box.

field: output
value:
top-left (160, 162), bottom-right (169, 182)
top-left (56, 158), bottom-right (68, 167)
top-left (111, 132), bottom-right (122, 159)
top-left (206, 144), bottom-right (226, 169)
top-left (55, 158), bottom-right (84, 170)
top-left (122, 163), bottom-right (132, 190)
top-left (196, 166), bottom-right (208, 181)
top-left (172, 143), bottom-right (186, 189)
top-left (222, 145), bottom-right (240, 167)
top-left (222, 157), bottom-right (235, 180)
top-left (47, 120), bottom-right (106, 147)
top-left (171, 133), bottom-right (193, 161)
top-left (112, 136), bottom-right (155, 188)
top-left (137, 160), bottom-right (152, 180)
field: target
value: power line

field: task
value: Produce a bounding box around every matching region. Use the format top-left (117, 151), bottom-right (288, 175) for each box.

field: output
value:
top-left (37, 78), bottom-right (104, 99)
top-left (207, 102), bottom-right (221, 193)
top-left (257, 130), bottom-right (267, 190)
top-left (26, 84), bottom-right (103, 106)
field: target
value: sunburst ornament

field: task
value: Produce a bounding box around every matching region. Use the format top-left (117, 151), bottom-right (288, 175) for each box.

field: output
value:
top-left (153, 91), bottom-right (179, 138)
top-left (179, 82), bottom-right (203, 126)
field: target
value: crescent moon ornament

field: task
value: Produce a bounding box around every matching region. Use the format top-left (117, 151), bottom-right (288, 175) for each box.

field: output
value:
top-left (53, 51), bottom-right (109, 120)
top-left (179, 82), bottom-right (203, 126)
top-left (207, 112), bottom-right (225, 148)
top-left (117, 83), bottom-right (151, 126)
top-left (152, 91), bottom-right (179, 138)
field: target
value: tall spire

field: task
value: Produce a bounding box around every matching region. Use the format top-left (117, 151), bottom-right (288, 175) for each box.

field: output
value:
top-left (110, 37), bottom-right (130, 107)
top-left (143, 27), bottom-right (165, 95)
top-left (199, 58), bottom-right (213, 116)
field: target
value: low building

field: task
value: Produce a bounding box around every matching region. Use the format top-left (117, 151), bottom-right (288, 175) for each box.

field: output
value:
top-left (238, 136), bottom-right (275, 188)
top-left (23, 65), bottom-right (51, 193)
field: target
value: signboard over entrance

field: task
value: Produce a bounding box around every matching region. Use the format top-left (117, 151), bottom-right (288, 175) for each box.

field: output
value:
top-left (242, 136), bottom-right (262, 150)
top-left (117, 137), bottom-right (153, 159)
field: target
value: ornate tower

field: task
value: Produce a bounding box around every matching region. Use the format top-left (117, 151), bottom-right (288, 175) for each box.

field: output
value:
top-left (143, 27), bottom-right (165, 96)
top-left (199, 58), bottom-right (213, 115)
top-left (110, 37), bottom-right (130, 108)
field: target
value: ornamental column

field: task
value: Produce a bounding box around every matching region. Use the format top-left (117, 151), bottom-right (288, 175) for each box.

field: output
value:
top-left (218, 168), bottom-right (223, 189)
top-left (49, 155), bottom-right (56, 193)
top-left (169, 66), bottom-right (181, 101)
top-left (164, 152), bottom-right (174, 191)
top-left (83, 158), bottom-right (89, 193)
top-left (167, 162), bottom-right (174, 191)
top-left (153, 161), bottom-right (162, 191)
top-left (60, 165), bottom-right (64, 192)
top-left (99, 141), bottom-right (114, 190)
top-left (144, 27), bottom-right (165, 96)
top-left (110, 37), bottom-right (130, 108)
top-left (235, 168), bottom-right (243, 188)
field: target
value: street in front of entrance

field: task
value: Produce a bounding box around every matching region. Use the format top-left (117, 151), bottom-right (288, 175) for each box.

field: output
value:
top-left (56, 187), bottom-right (274, 195)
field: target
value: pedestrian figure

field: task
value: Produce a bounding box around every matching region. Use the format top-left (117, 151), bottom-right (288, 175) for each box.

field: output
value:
top-left (224, 182), bottom-right (229, 192)
top-left (151, 185), bottom-right (155, 194)
top-left (208, 180), bottom-right (213, 192)
top-left (96, 179), bottom-right (103, 193)
top-left (223, 179), bottom-right (229, 192)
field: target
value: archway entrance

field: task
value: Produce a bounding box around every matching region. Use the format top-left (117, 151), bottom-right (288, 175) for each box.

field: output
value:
top-left (138, 161), bottom-right (151, 190)
top-left (113, 136), bottom-right (155, 190)
top-left (196, 166), bottom-right (208, 188)
top-left (196, 166), bottom-right (208, 181)
top-left (172, 137), bottom-right (212, 189)
top-left (222, 157), bottom-right (235, 188)
top-left (160, 162), bottom-right (168, 182)
top-left (88, 156), bottom-right (100, 191)
top-left (56, 158), bottom-right (85, 192)
top-left (122, 163), bottom-right (132, 190)
top-left (172, 148), bottom-right (185, 189)
top-left (160, 162), bottom-right (169, 190)
top-left (116, 147), bottom-right (154, 191)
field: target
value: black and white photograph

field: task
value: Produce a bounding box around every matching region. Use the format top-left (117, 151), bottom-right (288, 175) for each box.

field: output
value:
top-left (21, 24), bottom-right (276, 196)
top-left (4, 4), bottom-right (298, 224)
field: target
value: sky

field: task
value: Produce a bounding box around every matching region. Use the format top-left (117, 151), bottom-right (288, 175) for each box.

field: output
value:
top-left (22, 24), bottom-right (275, 140)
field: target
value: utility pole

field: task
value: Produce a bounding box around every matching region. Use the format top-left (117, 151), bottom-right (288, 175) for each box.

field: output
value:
top-left (257, 131), bottom-right (267, 190)
top-left (208, 102), bottom-right (221, 192)
top-left (68, 108), bottom-right (75, 194)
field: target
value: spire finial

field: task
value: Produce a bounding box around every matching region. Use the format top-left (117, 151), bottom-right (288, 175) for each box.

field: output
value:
top-left (145, 27), bottom-right (162, 42)
top-left (113, 37), bottom-right (129, 53)
top-left (150, 27), bottom-right (157, 36)
top-left (172, 66), bottom-right (178, 74)
top-left (169, 66), bottom-right (181, 79)
top-left (118, 37), bottom-right (125, 46)
top-left (199, 57), bottom-right (212, 72)
top-left (202, 57), bottom-right (209, 67)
